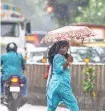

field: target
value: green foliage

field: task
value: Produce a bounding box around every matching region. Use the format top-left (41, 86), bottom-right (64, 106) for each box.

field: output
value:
top-left (48, 0), bottom-right (105, 26)
top-left (83, 66), bottom-right (96, 96)
top-left (76, 0), bottom-right (105, 25)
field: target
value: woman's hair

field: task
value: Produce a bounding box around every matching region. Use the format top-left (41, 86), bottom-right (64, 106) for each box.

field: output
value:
top-left (48, 41), bottom-right (69, 65)
top-left (6, 42), bottom-right (17, 52)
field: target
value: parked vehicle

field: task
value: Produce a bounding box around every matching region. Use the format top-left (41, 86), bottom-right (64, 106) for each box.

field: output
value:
top-left (25, 46), bottom-right (104, 64)
top-left (69, 46), bottom-right (104, 64)
top-left (26, 47), bottom-right (48, 64)
top-left (26, 31), bottom-right (49, 47)
top-left (94, 47), bottom-right (105, 63)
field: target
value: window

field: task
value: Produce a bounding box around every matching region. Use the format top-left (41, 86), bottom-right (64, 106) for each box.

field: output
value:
top-left (31, 52), bottom-right (44, 57)
top-left (1, 22), bottom-right (19, 37)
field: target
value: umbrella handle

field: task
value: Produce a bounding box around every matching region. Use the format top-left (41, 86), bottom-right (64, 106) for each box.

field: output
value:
top-left (82, 38), bottom-right (84, 44)
top-left (69, 41), bottom-right (71, 54)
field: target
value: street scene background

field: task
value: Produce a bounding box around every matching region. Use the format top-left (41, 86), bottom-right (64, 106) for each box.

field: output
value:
top-left (1, 0), bottom-right (105, 111)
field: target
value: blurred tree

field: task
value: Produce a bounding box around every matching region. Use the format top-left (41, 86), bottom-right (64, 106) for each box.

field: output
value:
top-left (76, 0), bottom-right (105, 25)
top-left (47, 0), bottom-right (89, 27)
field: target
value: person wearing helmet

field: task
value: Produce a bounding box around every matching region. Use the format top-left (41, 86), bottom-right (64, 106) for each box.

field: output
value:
top-left (0, 42), bottom-right (27, 101)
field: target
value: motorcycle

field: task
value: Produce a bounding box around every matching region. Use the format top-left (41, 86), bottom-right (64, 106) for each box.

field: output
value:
top-left (1, 75), bottom-right (27, 111)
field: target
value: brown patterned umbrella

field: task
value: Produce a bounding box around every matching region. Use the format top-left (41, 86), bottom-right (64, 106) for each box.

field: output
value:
top-left (41, 26), bottom-right (95, 45)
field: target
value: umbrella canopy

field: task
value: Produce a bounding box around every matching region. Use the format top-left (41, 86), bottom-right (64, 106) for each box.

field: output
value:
top-left (41, 26), bottom-right (95, 45)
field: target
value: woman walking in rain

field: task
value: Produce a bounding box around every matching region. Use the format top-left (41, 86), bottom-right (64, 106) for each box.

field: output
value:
top-left (47, 41), bottom-right (79, 111)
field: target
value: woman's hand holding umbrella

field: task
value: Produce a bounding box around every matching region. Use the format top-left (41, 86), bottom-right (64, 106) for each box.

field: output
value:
top-left (63, 54), bottom-right (73, 69)
top-left (67, 54), bottom-right (73, 63)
